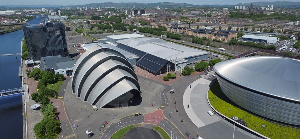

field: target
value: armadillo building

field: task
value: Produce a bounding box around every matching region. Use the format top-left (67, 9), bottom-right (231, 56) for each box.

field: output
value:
top-left (72, 47), bottom-right (141, 108)
top-left (214, 56), bottom-right (300, 126)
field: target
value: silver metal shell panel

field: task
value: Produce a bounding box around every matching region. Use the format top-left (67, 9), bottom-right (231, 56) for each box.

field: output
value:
top-left (214, 56), bottom-right (300, 102)
top-left (96, 79), bottom-right (139, 108)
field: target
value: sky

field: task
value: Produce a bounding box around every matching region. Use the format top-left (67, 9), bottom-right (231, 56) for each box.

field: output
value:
top-left (0, 0), bottom-right (299, 6)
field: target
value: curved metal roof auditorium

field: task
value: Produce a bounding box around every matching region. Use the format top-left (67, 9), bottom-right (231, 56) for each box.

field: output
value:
top-left (72, 47), bottom-right (140, 108)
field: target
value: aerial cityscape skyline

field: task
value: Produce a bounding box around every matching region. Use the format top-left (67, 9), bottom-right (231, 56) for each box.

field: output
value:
top-left (0, 2), bottom-right (299, 139)
top-left (1, 0), bottom-right (300, 6)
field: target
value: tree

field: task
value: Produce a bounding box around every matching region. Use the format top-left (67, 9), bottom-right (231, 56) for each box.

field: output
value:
top-left (41, 104), bottom-right (56, 118)
top-left (30, 68), bottom-right (42, 80)
top-left (209, 59), bottom-right (221, 66)
top-left (207, 40), bottom-right (211, 46)
top-left (244, 27), bottom-right (248, 31)
top-left (182, 66), bottom-right (192, 76)
top-left (54, 73), bottom-right (65, 82)
top-left (21, 51), bottom-right (29, 60)
top-left (42, 71), bottom-right (55, 84)
top-left (195, 62), bottom-right (209, 71)
top-left (269, 29), bottom-right (274, 33)
top-left (219, 26), bottom-right (222, 30)
top-left (263, 29), bottom-right (268, 33)
top-left (40, 96), bottom-right (50, 105)
top-left (34, 122), bottom-right (46, 138)
top-left (237, 31), bottom-right (244, 38)
top-left (236, 28), bottom-right (239, 31)
top-left (294, 40), bottom-right (300, 49)
top-left (228, 26), bottom-right (232, 31)
top-left (31, 93), bottom-right (39, 102)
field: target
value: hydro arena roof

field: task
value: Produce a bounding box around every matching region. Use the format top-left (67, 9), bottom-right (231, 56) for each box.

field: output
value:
top-left (214, 56), bottom-right (300, 102)
top-left (72, 47), bottom-right (140, 108)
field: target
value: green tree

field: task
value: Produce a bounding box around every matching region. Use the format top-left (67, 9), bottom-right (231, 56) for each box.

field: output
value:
top-left (34, 122), bottom-right (46, 138)
top-left (236, 28), bottom-right (239, 31)
top-left (219, 26), bottom-right (222, 30)
top-left (207, 40), bottom-right (211, 46)
top-left (209, 58), bottom-right (221, 66)
top-left (294, 40), bottom-right (300, 49)
top-left (54, 73), bottom-right (65, 82)
top-left (40, 96), bottom-right (50, 105)
top-left (195, 62), bottom-right (209, 71)
top-left (31, 93), bottom-right (39, 102)
top-left (244, 27), bottom-right (248, 31)
top-left (263, 29), bottom-right (268, 33)
top-left (31, 68), bottom-right (42, 80)
top-left (21, 51), bottom-right (29, 60)
top-left (228, 26), bottom-right (232, 31)
top-left (182, 66), bottom-right (192, 76)
top-left (237, 31), bottom-right (244, 38)
top-left (42, 71), bottom-right (55, 84)
top-left (139, 21), bottom-right (148, 26)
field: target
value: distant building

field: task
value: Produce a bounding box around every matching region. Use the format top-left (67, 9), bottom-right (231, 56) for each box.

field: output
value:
top-left (23, 22), bottom-right (68, 60)
top-left (223, 8), bottom-right (228, 14)
top-left (140, 10), bottom-right (146, 15)
top-left (40, 55), bottom-right (76, 76)
top-left (132, 10), bottom-right (145, 16)
top-left (132, 10), bottom-right (138, 16)
top-left (0, 10), bottom-right (15, 15)
top-left (242, 35), bottom-right (278, 44)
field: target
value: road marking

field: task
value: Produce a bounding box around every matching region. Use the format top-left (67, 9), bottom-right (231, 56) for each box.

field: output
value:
top-left (65, 134), bottom-right (76, 139)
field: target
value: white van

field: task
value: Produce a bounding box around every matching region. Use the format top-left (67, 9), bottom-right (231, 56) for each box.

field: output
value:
top-left (219, 48), bottom-right (226, 51)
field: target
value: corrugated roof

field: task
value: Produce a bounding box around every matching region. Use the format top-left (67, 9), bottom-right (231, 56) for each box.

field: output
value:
top-left (117, 37), bottom-right (207, 63)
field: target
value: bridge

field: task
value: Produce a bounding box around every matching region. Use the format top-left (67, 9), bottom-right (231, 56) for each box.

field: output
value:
top-left (0, 53), bottom-right (21, 57)
top-left (0, 87), bottom-right (24, 98)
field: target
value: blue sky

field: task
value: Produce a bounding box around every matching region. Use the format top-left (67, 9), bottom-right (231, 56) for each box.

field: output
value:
top-left (0, 0), bottom-right (299, 6)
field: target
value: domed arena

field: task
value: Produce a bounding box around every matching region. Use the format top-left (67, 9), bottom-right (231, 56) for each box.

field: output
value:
top-left (214, 56), bottom-right (300, 126)
top-left (72, 47), bottom-right (141, 108)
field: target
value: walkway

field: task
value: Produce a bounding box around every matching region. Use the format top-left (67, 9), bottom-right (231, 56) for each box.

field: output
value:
top-left (183, 78), bottom-right (219, 128)
top-left (144, 109), bottom-right (165, 125)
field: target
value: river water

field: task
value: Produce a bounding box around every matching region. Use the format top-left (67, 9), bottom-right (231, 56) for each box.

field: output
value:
top-left (0, 15), bottom-right (44, 138)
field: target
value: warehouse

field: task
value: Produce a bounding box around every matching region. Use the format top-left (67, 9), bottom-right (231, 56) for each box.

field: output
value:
top-left (242, 35), bottom-right (278, 44)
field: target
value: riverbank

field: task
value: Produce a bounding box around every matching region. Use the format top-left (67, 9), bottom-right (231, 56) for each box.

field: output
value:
top-left (0, 25), bottom-right (23, 35)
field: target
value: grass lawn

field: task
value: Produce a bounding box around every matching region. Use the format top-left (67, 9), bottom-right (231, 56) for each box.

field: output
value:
top-left (46, 81), bottom-right (63, 93)
top-left (110, 125), bottom-right (134, 139)
top-left (153, 126), bottom-right (171, 139)
top-left (208, 81), bottom-right (300, 139)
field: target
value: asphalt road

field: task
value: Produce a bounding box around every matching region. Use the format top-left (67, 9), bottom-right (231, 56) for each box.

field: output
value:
top-left (123, 127), bottom-right (161, 139)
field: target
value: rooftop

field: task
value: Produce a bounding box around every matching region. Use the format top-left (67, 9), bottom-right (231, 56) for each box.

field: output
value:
top-left (214, 56), bottom-right (300, 102)
top-left (117, 37), bottom-right (208, 63)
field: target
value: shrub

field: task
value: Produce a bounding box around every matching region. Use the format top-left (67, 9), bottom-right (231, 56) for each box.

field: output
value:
top-left (169, 73), bottom-right (176, 79)
top-left (182, 66), bottom-right (193, 76)
top-left (31, 93), bottom-right (39, 102)
top-left (163, 76), bottom-right (169, 81)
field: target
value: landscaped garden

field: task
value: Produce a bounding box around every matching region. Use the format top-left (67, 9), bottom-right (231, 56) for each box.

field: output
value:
top-left (208, 81), bottom-right (300, 139)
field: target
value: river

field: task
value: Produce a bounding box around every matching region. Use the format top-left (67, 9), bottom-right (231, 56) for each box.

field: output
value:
top-left (0, 15), bottom-right (44, 139)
